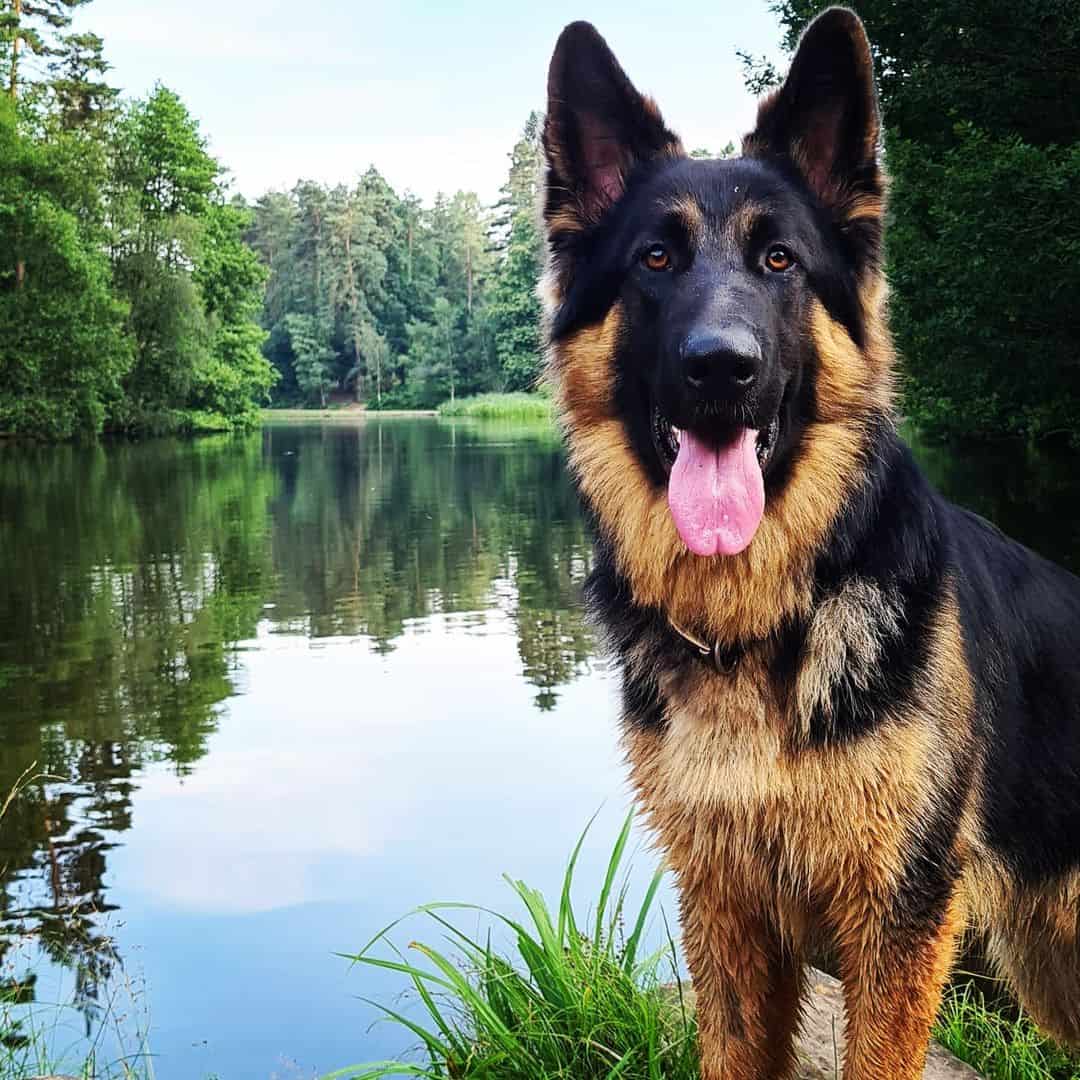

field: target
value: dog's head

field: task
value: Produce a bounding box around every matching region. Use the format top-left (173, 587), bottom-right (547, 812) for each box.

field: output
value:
top-left (542, 9), bottom-right (893, 607)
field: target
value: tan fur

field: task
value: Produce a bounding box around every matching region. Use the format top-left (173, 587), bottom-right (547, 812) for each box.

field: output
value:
top-left (618, 586), bottom-right (975, 1078)
top-left (811, 296), bottom-right (894, 422)
top-left (662, 193), bottom-right (705, 248)
top-left (548, 292), bottom-right (891, 647)
top-left (721, 200), bottom-right (764, 246)
top-left (961, 862), bottom-right (1080, 1045)
top-left (794, 577), bottom-right (902, 738)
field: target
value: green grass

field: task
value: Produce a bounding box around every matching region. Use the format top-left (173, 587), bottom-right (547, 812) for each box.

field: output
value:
top-left (437, 392), bottom-right (554, 422)
top-left (338, 816), bottom-right (1080, 1080)
top-left (333, 812), bottom-right (698, 1080)
top-left (935, 982), bottom-right (1080, 1080)
top-left (0, 983), bottom-right (153, 1080)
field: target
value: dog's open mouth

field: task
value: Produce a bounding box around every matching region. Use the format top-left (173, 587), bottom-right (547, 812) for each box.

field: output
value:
top-left (651, 406), bottom-right (780, 472)
top-left (652, 404), bottom-right (780, 558)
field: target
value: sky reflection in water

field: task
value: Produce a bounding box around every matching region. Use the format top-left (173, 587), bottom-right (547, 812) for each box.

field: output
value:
top-left (1, 417), bottom-right (1079, 1077)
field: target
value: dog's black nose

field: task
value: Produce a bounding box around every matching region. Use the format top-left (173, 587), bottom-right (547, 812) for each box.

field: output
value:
top-left (682, 327), bottom-right (761, 399)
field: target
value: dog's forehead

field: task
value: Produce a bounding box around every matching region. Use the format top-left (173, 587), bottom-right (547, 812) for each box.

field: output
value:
top-left (635, 157), bottom-right (807, 240)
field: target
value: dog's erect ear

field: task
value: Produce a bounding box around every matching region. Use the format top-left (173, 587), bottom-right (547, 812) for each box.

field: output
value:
top-left (744, 8), bottom-right (880, 214)
top-left (543, 22), bottom-right (682, 234)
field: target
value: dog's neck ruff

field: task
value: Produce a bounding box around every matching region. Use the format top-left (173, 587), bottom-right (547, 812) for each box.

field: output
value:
top-left (667, 614), bottom-right (744, 675)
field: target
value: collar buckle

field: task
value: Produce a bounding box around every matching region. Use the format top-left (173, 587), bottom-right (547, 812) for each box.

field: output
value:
top-left (667, 616), bottom-right (739, 675)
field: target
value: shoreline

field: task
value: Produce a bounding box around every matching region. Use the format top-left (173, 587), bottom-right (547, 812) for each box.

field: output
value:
top-left (262, 407), bottom-right (438, 420)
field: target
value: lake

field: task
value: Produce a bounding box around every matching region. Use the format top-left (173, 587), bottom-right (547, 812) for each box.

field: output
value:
top-left (1, 416), bottom-right (1079, 1078)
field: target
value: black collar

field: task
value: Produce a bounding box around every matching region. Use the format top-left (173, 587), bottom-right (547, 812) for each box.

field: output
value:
top-left (667, 616), bottom-right (742, 674)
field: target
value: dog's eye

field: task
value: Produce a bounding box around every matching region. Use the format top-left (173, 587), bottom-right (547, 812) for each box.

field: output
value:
top-left (642, 244), bottom-right (671, 272)
top-left (765, 245), bottom-right (794, 272)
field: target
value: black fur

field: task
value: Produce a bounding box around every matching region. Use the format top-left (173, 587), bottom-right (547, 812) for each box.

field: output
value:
top-left (545, 8), bottom-right (1080, 1055)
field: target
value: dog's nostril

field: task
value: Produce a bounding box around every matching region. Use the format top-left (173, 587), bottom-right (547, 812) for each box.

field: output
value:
top-left (731, 359), bottom-right (756, 387)
top-left (686, 355), bottom-right (710, 389)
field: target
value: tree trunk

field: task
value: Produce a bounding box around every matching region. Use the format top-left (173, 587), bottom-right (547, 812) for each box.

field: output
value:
top-left (343, 223), bottom-right (364, 400)
top-left (8, 0), bottom-right (21, 98)
top-left (447, 332), bottom-right (455, 404)
top-left (466, 243), bottom-right (473, 316)
top-left (10, 0), bottom-right (22, 289)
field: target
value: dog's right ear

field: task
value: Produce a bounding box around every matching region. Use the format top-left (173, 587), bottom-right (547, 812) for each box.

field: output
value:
top-left (543, 22), bottom-right (682, 238)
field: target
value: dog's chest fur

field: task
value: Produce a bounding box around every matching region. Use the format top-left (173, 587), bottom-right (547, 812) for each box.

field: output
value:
top-left (615, 584), bottom-right (963, 940)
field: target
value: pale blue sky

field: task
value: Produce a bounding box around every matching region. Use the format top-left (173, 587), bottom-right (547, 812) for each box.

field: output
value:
top-left (71, 1), bottom-right (787, 205)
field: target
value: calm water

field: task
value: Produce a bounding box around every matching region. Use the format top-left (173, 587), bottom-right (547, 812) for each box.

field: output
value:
top-left (1, 417), bottom-right (1079, 1078)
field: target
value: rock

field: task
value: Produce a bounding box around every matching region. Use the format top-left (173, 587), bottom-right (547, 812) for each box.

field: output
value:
top-left (670, 968), bottom-right (983, 1079)
top-left (794, 970), bottom-right (982, 1079)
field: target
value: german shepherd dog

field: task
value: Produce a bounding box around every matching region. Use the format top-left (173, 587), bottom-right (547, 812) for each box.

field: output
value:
top-left (540, 9), bottom-right (1080, 1078)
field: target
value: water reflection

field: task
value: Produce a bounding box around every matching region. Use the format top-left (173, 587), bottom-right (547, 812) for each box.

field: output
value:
top-left (262, 419), bottom-right (593, 700)
top-left (0, 418), bottom-right (1078, 1075)
top-left (0, 418), bottom-right (595, 1057)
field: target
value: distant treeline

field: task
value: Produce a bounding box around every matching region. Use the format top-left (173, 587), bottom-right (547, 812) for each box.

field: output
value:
top-left (248, 115), bottom-right (543, 410)
top-left (3, 0), bottom-right (1078, 441)
top-left (0, 0), bottom-right (274, 439)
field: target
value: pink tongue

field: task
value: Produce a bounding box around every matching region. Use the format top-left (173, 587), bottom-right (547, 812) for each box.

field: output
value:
top-left (667, 428), bottom-right (765, 557)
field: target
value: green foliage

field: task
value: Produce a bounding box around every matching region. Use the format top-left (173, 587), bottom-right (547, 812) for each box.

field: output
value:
top-left (438, 392), bottom-right (554, 421)
top-left (250, 115), bottom-right (546, 411)
top-left (890, 129), bottom-right (1080, 440)
top-left (47, 30), bottom-right (117, 129)
top-left (341, 809), bottom-right (1080, 1080)
top-left (0, 7), bottom-right (275, 441)
top-left (762, 0), bottom-right (1080, 441)
top-left (285, 312), bottom-right (336, 407)
top-left (935, 983), bottom-right (1080, 1079)
top-left (487, 115), bottom-right (544, 393)
top-left (338, 813), bottom-right (699, 1080)
top-left (771, 0), bottom-right (1079, 150)
top-left (0, 0), bottom-right (87, 98)
top-left (0, 96), bottom-right (131, 438)
top-left (109, 84), bottom-right (248, 435)
top-left (191, 201), bottom-right (275, 424)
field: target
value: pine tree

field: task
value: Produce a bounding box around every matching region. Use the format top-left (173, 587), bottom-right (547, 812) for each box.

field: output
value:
top-left (1, 0), bottom-right (87, 99)
top-left (48, 30), bottom-right (116, 128)
top-left (488, 114), bottom-right (543, 391)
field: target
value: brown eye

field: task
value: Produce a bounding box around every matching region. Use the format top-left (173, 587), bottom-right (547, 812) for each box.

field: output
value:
top-left (643, 244), bottom-right (670, 271)
top-left (765, 245), bottom-right (794, 272)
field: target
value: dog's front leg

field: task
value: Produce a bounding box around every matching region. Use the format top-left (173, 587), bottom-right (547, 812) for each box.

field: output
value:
top-left (679, 881), bottom-right (804, 1080)
top-left (837, 888), bottom-right (964, 1079)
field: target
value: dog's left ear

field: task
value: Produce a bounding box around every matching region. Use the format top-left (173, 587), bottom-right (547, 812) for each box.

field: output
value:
top-left (543, 22), bottom-right (683, 235)
top-left (744, 8), bottom-right (880, 216)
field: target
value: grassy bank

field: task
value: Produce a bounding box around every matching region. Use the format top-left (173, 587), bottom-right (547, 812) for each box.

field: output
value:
top-left (335, 813), bottom-right (696, 1079)
top-left (937, 985), bottom-right (1080, 1080)
top-left (263, 407), bottom-right (438, 420)
top-left (437, 392), bottom-right (554, 421)
top-left (337, 816), bottom-right (1080, 1080)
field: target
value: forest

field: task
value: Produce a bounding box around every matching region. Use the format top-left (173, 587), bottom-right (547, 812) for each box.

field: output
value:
top-left (0, 0), bottom-right (542, 437)
top-left (247, 117), bottom-right (543, 410)
top-left (744, 0), bottom-right (1080, 441)
top-left (0, 1), bottom-right (275, 438)
top-left (2, 0), bottom-right (1079, 440)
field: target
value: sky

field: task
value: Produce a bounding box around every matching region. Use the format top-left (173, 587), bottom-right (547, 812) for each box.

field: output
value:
top-left (70, 0), bottom-right (788, 207)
